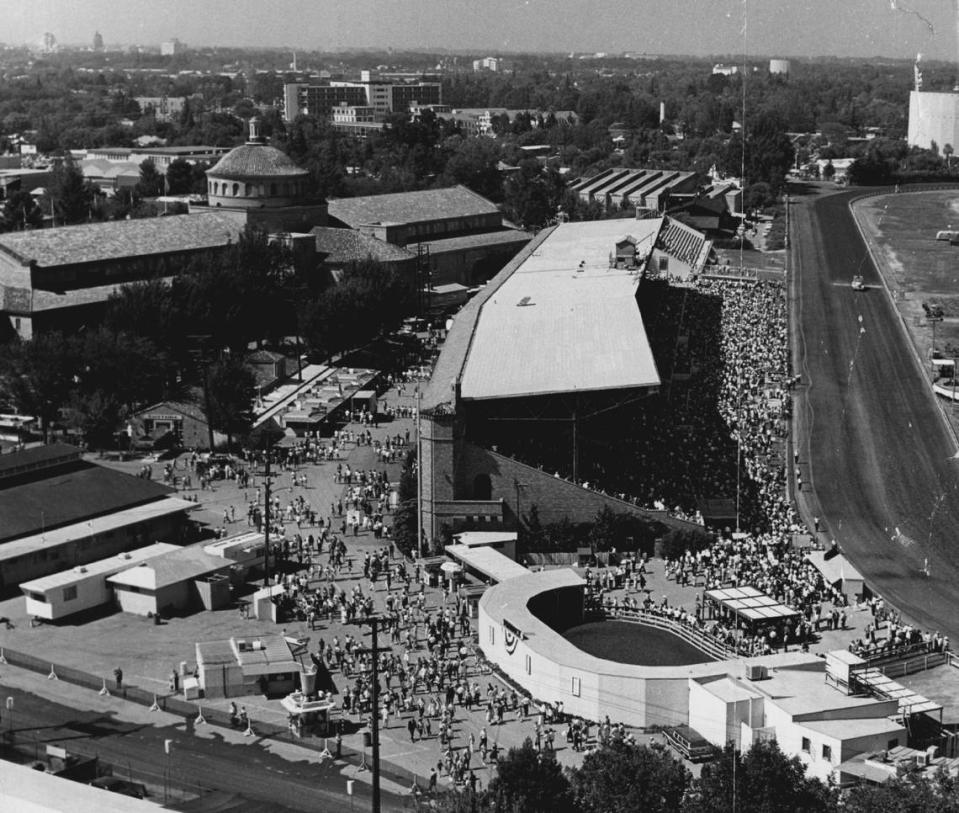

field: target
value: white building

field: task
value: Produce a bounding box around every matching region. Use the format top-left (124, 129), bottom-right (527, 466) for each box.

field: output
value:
top-left (908, 90), bottom-right (959, 151)
top-left (19, 543), bottom-right (179, 621)
top-left (689, 660), bottom-right (907, 782)
top-left (160, 38), bottom-right (185, 56)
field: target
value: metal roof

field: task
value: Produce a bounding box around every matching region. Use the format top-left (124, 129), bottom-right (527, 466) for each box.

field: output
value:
top-left (458, 219), bottom-right (662, 401)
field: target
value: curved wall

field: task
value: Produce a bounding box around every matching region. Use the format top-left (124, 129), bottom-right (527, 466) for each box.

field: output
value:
top-left (478, 568), bottom-right (814, 728)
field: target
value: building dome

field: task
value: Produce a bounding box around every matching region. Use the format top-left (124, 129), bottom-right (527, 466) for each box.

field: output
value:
top-left (205, 118), bottom-right (311, 210)
top-left (207, 144), bottom-right (309, 181)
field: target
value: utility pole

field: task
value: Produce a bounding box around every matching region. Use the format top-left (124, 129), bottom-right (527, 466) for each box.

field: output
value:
top-left (263, 439), bottom-right (272, 585)
top-left (416, 390), bottom-right (423, 559)
top-left (357, 615), bottom-right (384, 813)
top-left (370, 617), bottom-right (382, 813)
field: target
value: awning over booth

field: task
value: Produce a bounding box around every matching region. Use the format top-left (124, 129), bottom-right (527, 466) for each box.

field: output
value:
top-left (705, 585), bottom-right (800, 623)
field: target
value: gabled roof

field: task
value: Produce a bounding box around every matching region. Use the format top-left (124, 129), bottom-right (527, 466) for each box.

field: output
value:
top-left (134, 400), bottom-right (208, 424)
top-left (0, 212), bottom-right (245, 269)
top-left (311, 226), bottom-right (415, 263)
top-left (107, 545), bottom-right (229, 590)
top-left (328, 185), bottom-right (500, 229)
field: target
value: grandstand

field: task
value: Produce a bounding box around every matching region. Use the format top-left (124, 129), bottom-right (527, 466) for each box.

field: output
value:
top-left (569, 168), bottom-right (702, 212)
top-left (419, 217), bottom-right (712, 542)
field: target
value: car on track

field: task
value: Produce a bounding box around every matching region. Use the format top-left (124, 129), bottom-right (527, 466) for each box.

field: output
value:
top-left (851, 275), bottom-right (866, 291)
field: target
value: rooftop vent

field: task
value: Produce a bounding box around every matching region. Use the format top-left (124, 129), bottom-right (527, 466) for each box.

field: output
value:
top-left (517, 296), bottom-right (534, 307)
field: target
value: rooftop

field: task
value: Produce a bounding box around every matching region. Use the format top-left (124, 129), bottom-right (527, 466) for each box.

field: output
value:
top-left (0, 498), bottom-right (193, 563)
top-left (445, 544), bottom-right (530, 583)
top-left (311, 226), bottom-right (415, 264)
top-left (457, 218), bottom-right (663, 401)
top-left (0, 461), bottom-right (176, 544)
top-left (19, 542), bottom-right (181, 593)
top-left (107, 544), bottom-right (229, 590)
top-left (328, 185), bottom-right (500, 229)
top-left (207, 143), bottom-right (309, 180)
top-left (0, 211), bottom-right (245, 269)
top-left (414, 228), bottom-right (531, 255)
top-left (0, 443), bottom-right (81, 478)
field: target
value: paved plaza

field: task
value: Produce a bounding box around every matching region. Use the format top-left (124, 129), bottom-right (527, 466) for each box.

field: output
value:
top-left (0, 379), bottom-right (944, 797)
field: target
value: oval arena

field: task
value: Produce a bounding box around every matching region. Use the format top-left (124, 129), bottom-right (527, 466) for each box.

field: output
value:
top-left (478, 568), bottom-right (825, 730)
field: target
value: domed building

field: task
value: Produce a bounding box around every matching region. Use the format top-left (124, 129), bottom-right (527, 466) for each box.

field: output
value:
top-left (203, 118), bottom-right (327, 232)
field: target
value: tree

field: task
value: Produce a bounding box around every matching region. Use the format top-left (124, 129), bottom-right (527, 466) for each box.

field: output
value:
top-left (165, 157), bottom-right (194, 195)
top-left (0, 332), bottom-right (75, 442)
top-left (1, 189), bottom-right (44, 231)
top-left (205, 355), bottom-right (255, 450)
top-left (487, 737), bottom-right (575, 813)
top-left (47, 156), bottom-right (94, 224)
top-left (391, 449), bottom-right (419, 557)
top-left (842, 770), bottom-right (959, 813)
top-left (687, 740), bottom-right (835, 813)
top-left (136, 157), bottom-right (164, 197)
top-left (570, 741), bottom-right (690, 813)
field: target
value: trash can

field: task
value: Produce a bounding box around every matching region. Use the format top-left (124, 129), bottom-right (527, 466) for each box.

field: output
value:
top-left (363, 731), bottom-right (372, 747)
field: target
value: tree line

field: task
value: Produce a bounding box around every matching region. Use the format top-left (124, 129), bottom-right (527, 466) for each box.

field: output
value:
top-left (431, 735), bottom-right (959, 813)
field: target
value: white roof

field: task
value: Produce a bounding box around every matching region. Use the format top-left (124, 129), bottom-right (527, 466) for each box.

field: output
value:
top-left (107, 545), bottom-right (228, 590)
top-left (19, 542), bottom-right (180, 594)
top-left (453, 531), bottom-right (518, 548)
top-left (0, 497), bottom-right (195, 563)
top-left (706, 585), bottom-right (800, 621)
top-left (445, 544), bottom-right (529, 583)
top-left (458, 219), bottom-right (662, 401)
top-left (203, 532), bottom-right (265, 557)
top-left (806, 551), bottom-right (864, 586)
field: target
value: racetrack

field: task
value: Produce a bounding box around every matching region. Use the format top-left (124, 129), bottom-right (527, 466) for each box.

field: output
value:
top-left (793, 187), bottom-right (959, 641)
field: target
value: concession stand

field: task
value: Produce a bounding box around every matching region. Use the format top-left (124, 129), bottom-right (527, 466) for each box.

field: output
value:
top-left (704, 585), bottom-right (801, 647)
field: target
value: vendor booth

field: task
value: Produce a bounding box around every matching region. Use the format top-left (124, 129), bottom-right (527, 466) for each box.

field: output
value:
top-left (280, 690), bottom-right (337, 737)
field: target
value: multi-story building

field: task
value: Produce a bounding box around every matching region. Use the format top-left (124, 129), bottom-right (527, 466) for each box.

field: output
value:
top-left (134, 95), bottom-right (188, 123)
top-left (283, 71), bottom-right (442, 122)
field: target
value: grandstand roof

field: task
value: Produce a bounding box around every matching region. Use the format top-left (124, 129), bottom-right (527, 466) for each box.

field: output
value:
top-left (456, 219), bottom-right (662, 401)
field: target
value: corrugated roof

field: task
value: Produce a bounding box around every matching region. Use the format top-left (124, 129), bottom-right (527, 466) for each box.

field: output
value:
top-left (0, 211), bottom-right (245, 269)
top-left (458, 219), bottom-right (662, 401)
top-left (328, 185), bottom-right (500, 228)
top-left (311, 226), bottom-right (415, 263)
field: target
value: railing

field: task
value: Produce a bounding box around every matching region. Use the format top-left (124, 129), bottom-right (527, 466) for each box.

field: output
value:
top-left (609, 607), bottom-right (738, 661)
top-left (0, 645), bottom-right (426, 794)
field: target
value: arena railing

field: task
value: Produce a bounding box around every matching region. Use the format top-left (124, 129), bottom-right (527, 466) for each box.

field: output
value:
top-left (609, 607), bottom-right (738, 661)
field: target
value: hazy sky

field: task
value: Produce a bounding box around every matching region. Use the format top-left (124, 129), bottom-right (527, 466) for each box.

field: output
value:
top-left (8, 0), bottom-right (959, 61)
